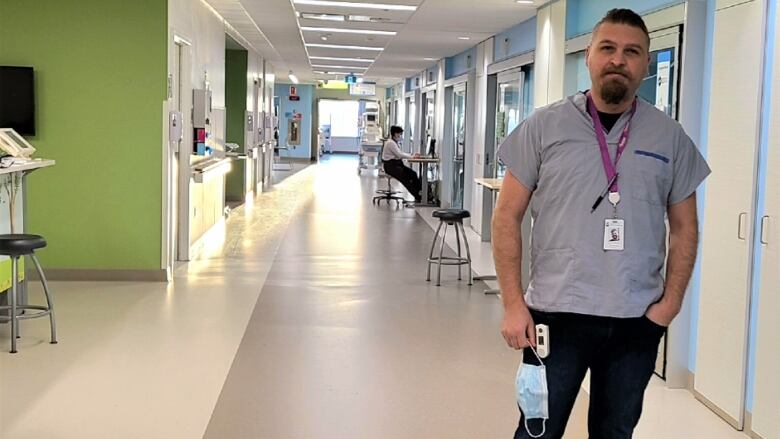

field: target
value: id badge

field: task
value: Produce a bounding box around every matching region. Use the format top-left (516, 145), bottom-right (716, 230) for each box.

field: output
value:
top-left (604, 219), bottom-right (625, 251)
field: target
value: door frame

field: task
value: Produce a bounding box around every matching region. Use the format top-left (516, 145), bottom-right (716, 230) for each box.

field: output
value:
top-left (162, 35), bottom-right (193, 277)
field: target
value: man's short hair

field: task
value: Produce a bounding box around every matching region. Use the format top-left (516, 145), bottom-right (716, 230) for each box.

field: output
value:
top-left (390, 125), bottom-right (404, 136)
top-left (593, 8), bottom-right (650, 49)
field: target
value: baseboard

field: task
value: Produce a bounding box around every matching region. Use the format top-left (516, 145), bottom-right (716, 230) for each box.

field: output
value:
top-left (28, 269), bottom-right (169, 282)
top-left (692, 389), bottom-right (742, 430)
top-left (744, 412), bottom-right (767, 439)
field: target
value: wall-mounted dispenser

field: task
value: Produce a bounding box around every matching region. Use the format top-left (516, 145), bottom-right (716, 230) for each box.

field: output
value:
top-left (192, 89), bottom-right (213, 156)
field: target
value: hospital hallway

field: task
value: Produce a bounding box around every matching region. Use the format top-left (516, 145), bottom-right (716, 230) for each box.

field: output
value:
top-left (0, 155), bottom-right (751, 438)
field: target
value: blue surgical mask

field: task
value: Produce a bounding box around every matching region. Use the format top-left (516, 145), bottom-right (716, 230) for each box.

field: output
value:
top-left (515, 347), bottom-right (549, 438)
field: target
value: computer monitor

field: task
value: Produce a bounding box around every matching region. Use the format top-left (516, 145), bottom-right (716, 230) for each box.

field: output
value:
top-left (0, 66), bottom-right (35, 136)
top-left (366, 114), bottom-right (376, 122)
top-left (427, 138), bottom-right (436, 157)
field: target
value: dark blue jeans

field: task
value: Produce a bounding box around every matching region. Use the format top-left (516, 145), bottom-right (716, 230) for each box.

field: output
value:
top-left (514, 309), bottom-right (666, 439)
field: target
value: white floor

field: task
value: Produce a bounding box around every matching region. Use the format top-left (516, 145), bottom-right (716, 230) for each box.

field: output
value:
top-left (0, 158), bottom-right (752, 438)
top-left (0, 167), bottom-right (317, 439)
top-left (413, 207), bottom-right (750, 439)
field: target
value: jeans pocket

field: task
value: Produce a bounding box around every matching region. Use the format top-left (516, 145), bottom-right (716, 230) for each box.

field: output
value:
top-left (641, 315), bottom-right (667, 337)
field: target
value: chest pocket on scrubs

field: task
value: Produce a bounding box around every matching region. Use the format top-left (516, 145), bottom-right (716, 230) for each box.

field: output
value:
top-left (630, 155), bottom-right (672, 206)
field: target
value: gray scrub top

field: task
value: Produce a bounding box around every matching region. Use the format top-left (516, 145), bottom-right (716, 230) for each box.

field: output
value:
top-left (497, 92), bottom-right (711, 318)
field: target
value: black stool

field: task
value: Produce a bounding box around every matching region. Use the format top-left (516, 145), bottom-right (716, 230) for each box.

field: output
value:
top-left (427, 209), bottom-right (473, 286)
top-left (0, 234), bottom-right (57, 353)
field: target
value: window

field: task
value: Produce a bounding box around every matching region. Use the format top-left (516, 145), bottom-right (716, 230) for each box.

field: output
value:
top-left (318, 100), bottom-right (360, 137)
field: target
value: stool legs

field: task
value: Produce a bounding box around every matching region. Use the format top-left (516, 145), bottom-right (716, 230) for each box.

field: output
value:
top-left (10, 256), bottom-right (18, 353)
top-left (427, 219), bottom-right (472, 287)
top-left (426, 221), bottom-right (443, 282)
top-left (436, 224), bottom-right (448, 287)
top-left (458, 222), bottom-right (474, 285)
top-left (454, 223), bottom-right (462, 281)
top-left (31, 253), bottom-right (57, 344)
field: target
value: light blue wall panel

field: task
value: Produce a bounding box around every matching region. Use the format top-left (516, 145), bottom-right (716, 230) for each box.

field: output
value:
top-left (493, 17), bottom-right (537, 62)
top-left (566, 0), bottom-right (684, 39)
top-left (275, 83), bottom-right (313, 159)
top-left (446, 47), bottom-right (477, 80)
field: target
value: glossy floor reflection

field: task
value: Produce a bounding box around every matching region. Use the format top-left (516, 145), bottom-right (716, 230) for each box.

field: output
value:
top-left (0, 155), bottom-right (751, 439)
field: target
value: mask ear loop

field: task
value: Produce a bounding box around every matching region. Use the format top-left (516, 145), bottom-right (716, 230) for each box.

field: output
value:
top-left (522, 344), bottom-right (547, 438)
top-left (524, 418), bottom-right (547, 438)
top-left (526, 344), bottom-right (545, 366)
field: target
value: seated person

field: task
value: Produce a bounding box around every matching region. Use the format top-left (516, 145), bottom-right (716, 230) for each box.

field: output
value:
top-left (382, 126), bottom-right (425, 202)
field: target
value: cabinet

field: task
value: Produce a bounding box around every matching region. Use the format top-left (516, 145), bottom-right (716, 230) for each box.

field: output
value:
top-left (695, 0), bottom-right (764, 429)
top-left (751, 3), bottom-right (780, 435)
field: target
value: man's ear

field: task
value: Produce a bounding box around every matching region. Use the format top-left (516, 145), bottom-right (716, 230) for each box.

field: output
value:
top-left (585, 45), bottom-right (591, 67)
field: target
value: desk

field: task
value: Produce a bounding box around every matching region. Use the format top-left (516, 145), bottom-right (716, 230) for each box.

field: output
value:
top-left (474, 178), bottom-right (502, 242)
top-left (474, 177), bottom-right (503, 294)
top-left (0, 159), bottom-right (56, 311)
top-left (407, 157), bottom-right (440, 206)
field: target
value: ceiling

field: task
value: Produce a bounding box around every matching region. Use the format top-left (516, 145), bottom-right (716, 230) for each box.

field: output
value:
top-left (207, 0), bottom-right (540, 86)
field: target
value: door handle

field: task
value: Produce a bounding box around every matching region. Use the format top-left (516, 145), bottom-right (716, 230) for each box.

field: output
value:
top-left (761, 215), bottom-right (770, 245)
top-left (738, 212), bottom-right (747, 240)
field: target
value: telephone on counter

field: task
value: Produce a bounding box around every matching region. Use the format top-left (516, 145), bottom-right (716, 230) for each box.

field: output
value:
top-left (0, 128), bottom-right (36, 158)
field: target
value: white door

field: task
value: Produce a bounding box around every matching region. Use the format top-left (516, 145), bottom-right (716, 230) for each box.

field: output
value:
top-left (176, 42), bottom-right (193, 261)
top-left (164, 43), bottom-right (183, 275)
top-left (493, 69), bottom-right (524, 179)
top-left (695, 0), bottom-right (764, 428)
top-left (751, 5), bottom-right (780, 433)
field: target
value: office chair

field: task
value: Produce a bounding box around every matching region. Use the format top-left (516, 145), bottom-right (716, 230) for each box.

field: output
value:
top-left (372, 140), bottom-right (408, 208)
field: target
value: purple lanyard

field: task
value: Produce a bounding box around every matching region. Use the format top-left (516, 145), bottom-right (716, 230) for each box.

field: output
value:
top-left (586, 95), bottom-right (637, 193)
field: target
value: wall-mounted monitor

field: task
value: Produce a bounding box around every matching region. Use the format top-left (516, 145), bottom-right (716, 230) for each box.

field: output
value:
top-left (0, 66), bottom-right (35, 136)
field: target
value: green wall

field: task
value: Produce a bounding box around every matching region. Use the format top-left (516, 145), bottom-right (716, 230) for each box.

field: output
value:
top-left (0, 0), bottom-right (167, 270)
top-left (225, 49), bottom-right (248, 202)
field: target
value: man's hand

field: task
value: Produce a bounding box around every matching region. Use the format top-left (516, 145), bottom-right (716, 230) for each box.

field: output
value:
top-left (412, 152), bottom-right (421, 158)
top-left (501, 303), bottom-right (536, 350)
top-left (644, 300), bottom-right (681, 327)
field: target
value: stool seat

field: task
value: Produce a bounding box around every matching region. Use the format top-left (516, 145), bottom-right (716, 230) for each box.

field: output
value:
top-left (0, 234), bottom-right (47, 256)
top-left (432, 209), bottom-right (470, 221)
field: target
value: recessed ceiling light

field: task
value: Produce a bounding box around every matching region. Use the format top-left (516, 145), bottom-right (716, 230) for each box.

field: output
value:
top-left (315, 71), bottom-right (364, 75)
top-left (458, 36), bottom-right (471, 40)
top-left (320, 35), bottom-right (329, 41)
top-left (306, 43), bottom-right (384, 51)
top-left (516, 0), bottom-right (534, 4)
top-left (293, 0), bottom-right (417, 11)
top-left (424, 57), bottom-right (437, 61)
top-left (347, 15), bottom-right (391, 23)
top-left (310, 56), bottom-right (373, 63)
top-left (300, 12), bottom-right (345, 22)
top-left (311, 64), bottom-right (369, 70)
top-left (301, 26), bottom-right (397, 36)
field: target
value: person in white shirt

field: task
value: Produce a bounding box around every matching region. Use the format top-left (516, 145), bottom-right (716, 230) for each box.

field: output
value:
top-left (382, 126), bottom-right (423, 202)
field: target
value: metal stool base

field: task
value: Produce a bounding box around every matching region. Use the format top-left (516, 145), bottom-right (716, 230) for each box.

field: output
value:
top-left (426, 220), bottom-right (473, 286)
top-left (1, 253), bottom-right (57, 353)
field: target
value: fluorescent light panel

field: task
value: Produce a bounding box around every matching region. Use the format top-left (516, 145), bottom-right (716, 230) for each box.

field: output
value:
top-left (311, 64), bottom-right (369, 70)
top-left (300, 12), bottom-right (345, 21)
top-left (301, 26), bottom-right (396, 36)
top-left (306, 43), bottom-right (384, 51)
top-left (310, 56), bottom-right (373, 63)
top-left (293, 0), bottom-right (417, 11)
top-left (313, 70), bottom-right (364, 74)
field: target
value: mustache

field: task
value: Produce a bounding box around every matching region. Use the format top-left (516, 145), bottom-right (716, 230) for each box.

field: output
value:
top-left (602, 68), bottom-right (629, 78)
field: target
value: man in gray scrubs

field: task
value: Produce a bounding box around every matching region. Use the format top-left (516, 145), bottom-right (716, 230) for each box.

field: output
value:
top-left (493, 9), bottom-right (710, 438)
